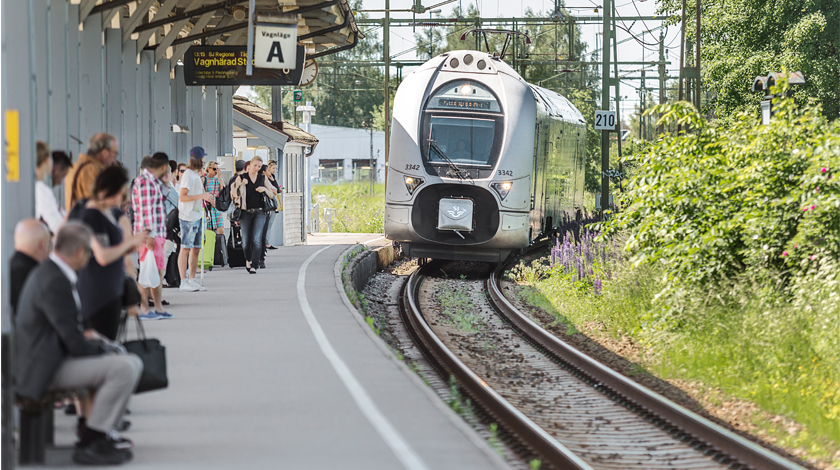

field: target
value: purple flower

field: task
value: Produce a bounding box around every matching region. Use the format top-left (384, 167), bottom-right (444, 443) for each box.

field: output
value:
top-left (821, 167), bottom-right (827, 173)
top-left (782, 251), bottom-right (788, 257)
top-left (594, 278), bottom-right (602, 295)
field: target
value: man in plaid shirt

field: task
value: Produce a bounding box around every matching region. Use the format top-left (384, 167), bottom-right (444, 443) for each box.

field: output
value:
top-left (131, 152), bottom-right (172, 320)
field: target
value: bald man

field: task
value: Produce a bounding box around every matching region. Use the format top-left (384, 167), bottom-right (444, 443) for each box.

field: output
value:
top-left (10, 219), bottom-right (51, 316)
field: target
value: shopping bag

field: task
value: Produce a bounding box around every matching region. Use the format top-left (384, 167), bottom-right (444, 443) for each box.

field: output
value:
top-left (120, 316), bottom-right (168, 393)
top-left (138, 251), bottom-right (160, 288)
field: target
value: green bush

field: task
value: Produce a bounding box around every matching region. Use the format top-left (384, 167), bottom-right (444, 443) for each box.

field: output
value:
top-left (605, 81), bottom-right (840, 304)
top-left (311, 182), bottom-right (384, 233)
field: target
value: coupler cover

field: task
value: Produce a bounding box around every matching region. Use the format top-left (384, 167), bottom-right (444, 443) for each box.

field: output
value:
top-left (437, 198), bottom-right (474, 232)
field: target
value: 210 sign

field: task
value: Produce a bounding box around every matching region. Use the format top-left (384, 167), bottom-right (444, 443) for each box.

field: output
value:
top-left (594, 110), bottom-right (616, 130)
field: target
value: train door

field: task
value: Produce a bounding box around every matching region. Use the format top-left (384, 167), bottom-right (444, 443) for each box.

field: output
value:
top-left (531, 122), bottom-right (545, 235)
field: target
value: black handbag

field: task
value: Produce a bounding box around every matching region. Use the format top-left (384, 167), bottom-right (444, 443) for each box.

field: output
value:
top-left (215, 185), bottom-right (231, 212)
top-left (119, 316), bottom-right (168, 394)
top-left (262, 193), bottom-right (278, 212)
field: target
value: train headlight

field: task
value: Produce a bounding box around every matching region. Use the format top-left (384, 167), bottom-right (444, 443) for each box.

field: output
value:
top-left (459, 84), bottom-right (472, 95)
top-left (491, 182), bottom-right (513, 200)
top-left (405, 176), bottom-right (424, 195)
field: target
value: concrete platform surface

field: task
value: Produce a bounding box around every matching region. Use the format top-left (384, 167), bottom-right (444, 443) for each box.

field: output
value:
top-left (40, 245), bottom-right (508, 469)
top-left (306, 233), bottom-right (387, 246)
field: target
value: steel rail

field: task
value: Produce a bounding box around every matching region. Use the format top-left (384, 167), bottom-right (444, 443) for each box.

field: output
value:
top-left (399, 265), bottom-right (593, 470)
top-left (485, 263), bottom-right (808, 470)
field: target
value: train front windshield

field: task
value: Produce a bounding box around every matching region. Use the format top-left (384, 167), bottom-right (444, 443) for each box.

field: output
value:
top-left (422, 79), bottom-right (503, 168)
top-left (429, 117), bottom-right (495, 165)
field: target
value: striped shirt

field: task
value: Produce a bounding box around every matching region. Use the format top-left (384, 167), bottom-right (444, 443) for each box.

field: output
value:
top-left (131, 169), bottom-right (167, 238)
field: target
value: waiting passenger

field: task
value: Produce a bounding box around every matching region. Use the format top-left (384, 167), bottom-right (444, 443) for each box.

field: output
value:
top-left (65, 133), bottom-right (119, 212)
top-left (14, 222), bottom-right (143, 465)
top-left (70, 167), bottom-right (148, 340)
top-left (232, 156), bottom-right (275, 274)
top-left (203, 160), bottom-right (226, 235)
top-left (131, 152), bottom-right (172, 320)
top-left (260, 162), bottom-right (281, 266)
top-left (178, 147), bottom-right (214, 291)
top-left (10, 219), bottom-right (51, 318)
top-left (35, 141), bottom-right (65, 234)
top-left (51, 150), bottom-right (73, 189)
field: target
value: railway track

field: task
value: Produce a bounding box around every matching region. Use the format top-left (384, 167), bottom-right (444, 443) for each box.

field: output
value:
top-left (398, 260), bottom-right (808, 470)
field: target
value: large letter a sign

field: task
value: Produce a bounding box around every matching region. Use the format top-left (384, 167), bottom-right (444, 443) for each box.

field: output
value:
top-left (254, 23), bottom-right (298, 70)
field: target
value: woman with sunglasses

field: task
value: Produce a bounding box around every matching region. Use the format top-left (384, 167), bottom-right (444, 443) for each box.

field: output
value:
top-left (203, 161), bottom-right (226, 235)
top-left (259, 161), bottom-right (281, 267)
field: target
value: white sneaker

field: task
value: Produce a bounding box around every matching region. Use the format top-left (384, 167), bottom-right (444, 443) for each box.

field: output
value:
top-left (190, 279), bottom-right (208, 292)
top-left (179, 280), bottom-right (199, 292)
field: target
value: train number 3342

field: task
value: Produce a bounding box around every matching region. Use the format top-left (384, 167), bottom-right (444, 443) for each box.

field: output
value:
top-left (405, 164), bottom-right (420, 171)
top-left (497, 170), bottom-right (513, 176)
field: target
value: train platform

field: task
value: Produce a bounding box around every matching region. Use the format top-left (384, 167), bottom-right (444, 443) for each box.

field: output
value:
top-left (38, 243), bottom-right (508, 469)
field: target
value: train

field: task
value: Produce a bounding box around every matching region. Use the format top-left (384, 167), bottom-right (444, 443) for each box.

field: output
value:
top-left (384, 50), bottom-right (587, 262)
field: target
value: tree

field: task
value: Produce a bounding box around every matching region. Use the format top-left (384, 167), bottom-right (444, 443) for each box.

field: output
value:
top-left (657, 0), bottom-right (840, 121)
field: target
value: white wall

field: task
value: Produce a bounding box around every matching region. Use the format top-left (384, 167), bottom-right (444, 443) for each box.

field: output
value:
top-left (307, 124), bottom-right (386, 183)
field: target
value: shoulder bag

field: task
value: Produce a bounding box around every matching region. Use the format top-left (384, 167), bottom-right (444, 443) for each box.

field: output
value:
top-left (119, 315), bottom-right (168, 393)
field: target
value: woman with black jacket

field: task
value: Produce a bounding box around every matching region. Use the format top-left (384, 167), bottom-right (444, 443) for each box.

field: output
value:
top-left (233, 156), bottom-right (276, 274)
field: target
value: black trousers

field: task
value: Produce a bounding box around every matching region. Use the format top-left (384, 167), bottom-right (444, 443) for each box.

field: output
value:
top-left (87, 298), bottom-right (123, 341)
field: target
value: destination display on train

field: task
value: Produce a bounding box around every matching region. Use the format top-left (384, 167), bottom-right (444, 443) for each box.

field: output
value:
top-left (437, 98), bottom-right (491, 110)
top-left (183, 45), bottom-right (304, 86)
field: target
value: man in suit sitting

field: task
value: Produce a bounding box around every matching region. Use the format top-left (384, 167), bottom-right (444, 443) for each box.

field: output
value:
top-left (15, 222), bottom-right (143, 465)
top-left (10, 219), bottom-right (51, 318)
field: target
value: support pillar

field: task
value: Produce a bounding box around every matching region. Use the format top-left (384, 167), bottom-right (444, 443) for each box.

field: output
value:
top-left (121, 39), bottom-right (139, 175)
top-left (202, 86), bottom-right (218, 159)
top-left (66, 3), bottom-right (82, 154)
top-left (139, 51), bottom-right (154, 157)
top-left (217, 86), bottom-right (233, 156)
top-left (153, 60), bottom-right (171, 157)
top-left (3, 0), bottom-right (37, 464)
top-left (49, 0), bottom-right (69, 150)
top-left (171, 66), bottom-right (188, 162)
top-left (188, 84), bottom-right (204, 152)
top-left (79, 13), bottom-right (104, 145)
top-left (33, 0), bottom-right (49, 142)
top-left (104, 29), bottom-right (122, 161)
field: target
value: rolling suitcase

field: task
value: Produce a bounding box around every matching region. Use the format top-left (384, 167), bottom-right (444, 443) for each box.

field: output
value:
top-left (201, 230), bottom-right (215, 270)
top-left (214, 234), bottom-right (228, 267)
top-left (228, 226), bottom-right (247, 268)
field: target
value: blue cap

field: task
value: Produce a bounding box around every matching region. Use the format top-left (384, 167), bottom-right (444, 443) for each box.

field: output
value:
top-left (189, 146), bottom-right (207, 159)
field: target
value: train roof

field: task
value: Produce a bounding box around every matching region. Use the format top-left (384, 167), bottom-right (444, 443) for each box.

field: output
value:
top-left (528, 84), bottom-right (586, 124)
top-left (412, 50), bottom-right (586, 124)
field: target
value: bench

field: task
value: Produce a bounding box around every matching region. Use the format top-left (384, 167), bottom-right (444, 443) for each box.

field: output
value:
top-left (15, 389), bottom-right (81, 465)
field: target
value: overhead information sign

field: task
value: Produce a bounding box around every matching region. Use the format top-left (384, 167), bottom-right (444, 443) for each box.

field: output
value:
top-left (254, 23), bottom-right (298, 70)
top-left (438, 98), bottom-right (491, 110)
top-left (184, 45), bottom-right (304, 86)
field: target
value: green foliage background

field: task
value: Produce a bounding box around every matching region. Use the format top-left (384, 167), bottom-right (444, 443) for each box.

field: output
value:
top-left (657, 0), bottom-right (840, 121)
top-left (592, 87), bottom-right (840, 449)
top-left (311, 182), bottom-right (385, 233)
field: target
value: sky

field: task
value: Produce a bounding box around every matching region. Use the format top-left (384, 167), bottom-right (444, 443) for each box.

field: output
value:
top-left (355, 0), bottom-right (684, 121)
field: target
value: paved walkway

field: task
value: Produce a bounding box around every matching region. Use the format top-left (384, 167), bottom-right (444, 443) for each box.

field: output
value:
top-left (42, 243), bottom-right (508, 469)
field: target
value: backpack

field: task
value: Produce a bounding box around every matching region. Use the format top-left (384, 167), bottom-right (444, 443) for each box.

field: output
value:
top-left (165, 209), bottom-right (180, 242)
top-left (214, 184), bottom-right (231, 212)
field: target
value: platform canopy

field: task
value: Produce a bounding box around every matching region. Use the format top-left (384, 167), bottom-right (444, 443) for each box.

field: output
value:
top-left (83, 0), bottom-right (361, 70)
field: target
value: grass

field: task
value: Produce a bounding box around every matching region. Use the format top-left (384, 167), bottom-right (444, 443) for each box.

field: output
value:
top-left (509, 234), bottom-right (840, 468)
top-left (311, 182), bottom-right (384, 233)
top-left (436, 282), bottom-right (487, 333)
